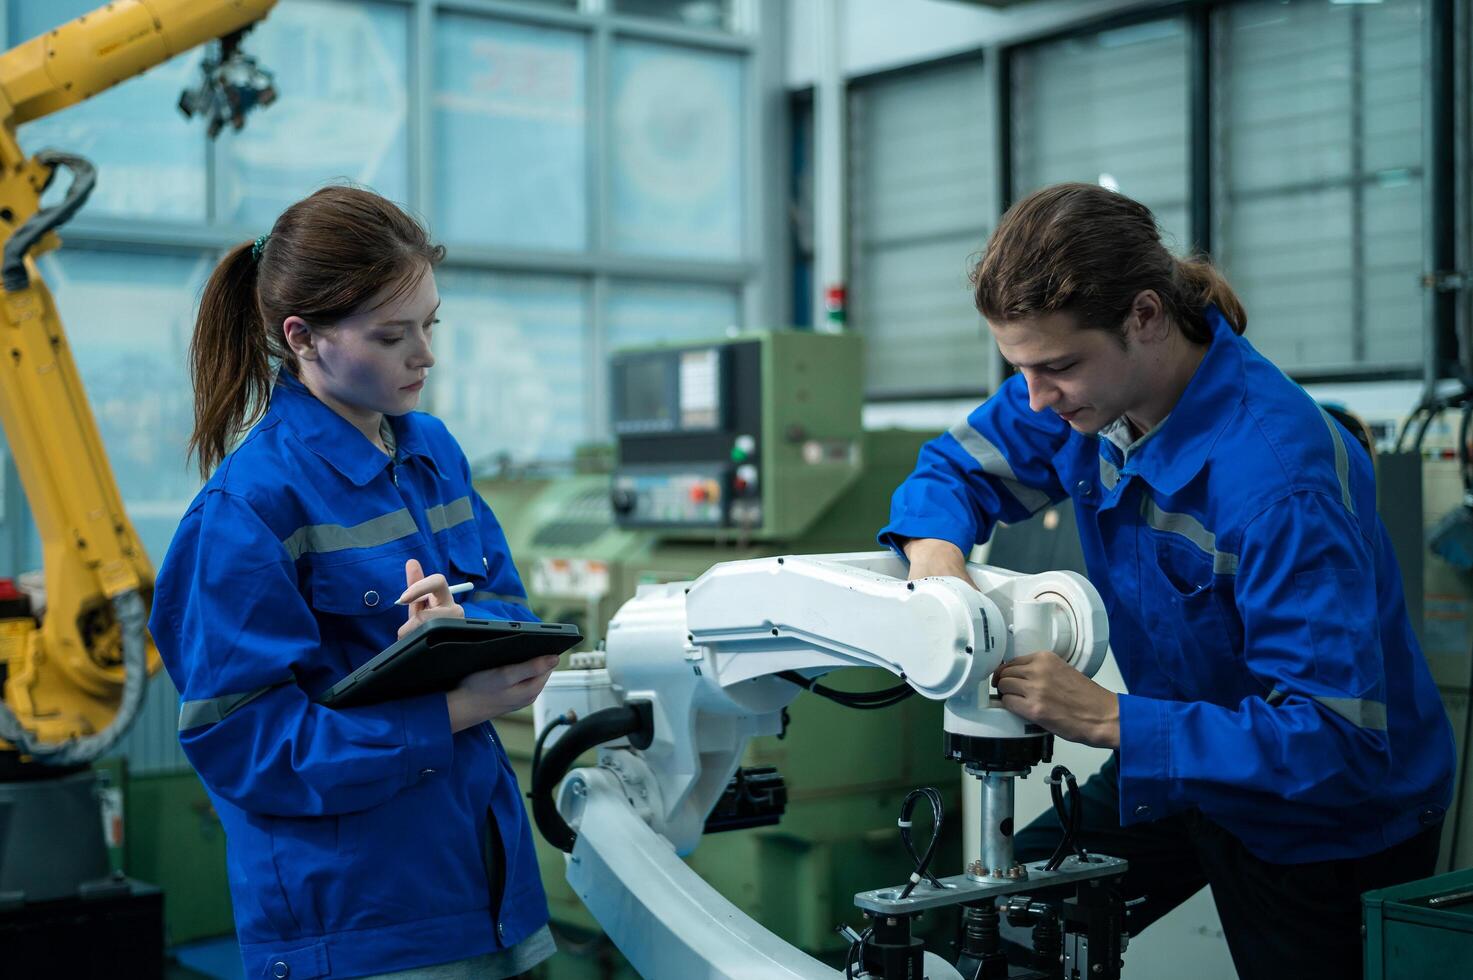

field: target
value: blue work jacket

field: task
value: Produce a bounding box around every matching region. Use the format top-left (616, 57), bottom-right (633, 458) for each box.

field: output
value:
top-left (880, 307), bottom-right (1455, 864)
top-left (151, 371), bottom-right (550, 980)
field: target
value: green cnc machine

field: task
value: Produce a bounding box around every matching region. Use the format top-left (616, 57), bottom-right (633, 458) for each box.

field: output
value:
top-left (476, 330), bottom-right (963, 976)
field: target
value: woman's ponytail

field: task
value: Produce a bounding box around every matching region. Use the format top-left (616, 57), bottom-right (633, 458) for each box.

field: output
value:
top-left (188, 242), bottom-right (269, 478)
top-left (1175, 254), bottom-right (1247, 338)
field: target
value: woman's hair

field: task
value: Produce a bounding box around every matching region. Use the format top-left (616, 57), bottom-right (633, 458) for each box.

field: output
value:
top-left (971, 182), bottom-right (1246, 345)
top-left (188, 185), bottom-right (446, 477)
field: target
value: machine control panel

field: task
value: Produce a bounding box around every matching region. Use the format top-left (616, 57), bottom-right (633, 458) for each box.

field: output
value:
top-left (607, 332), bottom-right (860, 538)
top-left (611, 466), bottom-right (729, 527)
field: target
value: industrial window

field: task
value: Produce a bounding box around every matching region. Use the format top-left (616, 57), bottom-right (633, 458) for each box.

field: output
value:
top-left (1211, 0), bottom-right (1424, 375)
top-left (1012, 17), bottom-right (1193, 253)
top-left (428, 271), bottom-right (590, 469)
top-left (612, 0), bottom-right (735, 32)
top-left (434, 14), bottom-right (589, 251)
top-left (848, 57), bottom-right (996, 398)
top-left (606, 280), bottom-right (741, 351)
top-left (609, 40), bottom-right (746, 260)
top-left (216, 0), bottom-right (411, 227)
top-left (11, 0), bottom-right (208, 222)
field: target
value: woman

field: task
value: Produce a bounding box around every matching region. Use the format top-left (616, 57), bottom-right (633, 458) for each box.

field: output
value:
top-left (151, 186), bottom-right (558, 979)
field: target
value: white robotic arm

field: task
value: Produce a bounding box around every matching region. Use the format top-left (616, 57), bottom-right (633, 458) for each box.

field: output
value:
top-left (532, 551), bottom-right (1112, 979)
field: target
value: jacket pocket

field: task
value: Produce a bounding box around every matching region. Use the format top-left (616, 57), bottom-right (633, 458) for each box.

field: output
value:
top-left (306, 544), bottom-right (420, 617)
top-left (1147, 534), bottom-right (1241, 690)
top-left (444, 524), bottom-right (489, 588)
top-left (1152, 533), bottom-right (1215, 599)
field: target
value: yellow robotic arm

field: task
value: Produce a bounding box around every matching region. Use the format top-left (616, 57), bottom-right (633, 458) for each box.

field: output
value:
top-left (0, 0), bottom-right (277, 764)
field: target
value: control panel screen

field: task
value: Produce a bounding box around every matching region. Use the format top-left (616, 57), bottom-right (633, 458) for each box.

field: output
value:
top-left (614, 356), bottom-right (673, 433)
top-left (612, 347), bottom-right (725, 435)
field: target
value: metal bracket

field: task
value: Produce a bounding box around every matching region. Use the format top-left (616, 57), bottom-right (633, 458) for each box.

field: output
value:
top-left (854, 854), bottom-right (1128, 915)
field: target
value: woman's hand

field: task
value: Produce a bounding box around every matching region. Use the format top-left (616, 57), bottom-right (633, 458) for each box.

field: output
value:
top-left (903, 537), bottom-right (976, 589)
top-left (396, 557), bottom-right (466, 639)
top-left (447, 655), bottom-right (560, 732)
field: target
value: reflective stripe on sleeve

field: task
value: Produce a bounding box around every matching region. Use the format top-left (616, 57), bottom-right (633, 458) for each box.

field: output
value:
top-left (946, 420), bottom-right (1052, 513)
top-left (1318, 408), bottom-right (1356, 516)
top-left (1265, 688), bottom-right (1388, 731)
top-left (282, 509), bottom-right (418, 561)
top-left (426, 496), bottom-right (475, 534)
top-left (1140, 495), bottom-right (1240, 575)
top-left (178, 682), bottom-right (285, 731)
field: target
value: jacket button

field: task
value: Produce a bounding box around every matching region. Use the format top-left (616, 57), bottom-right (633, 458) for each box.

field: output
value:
top-left (364, 590), bottom-right (380, 607)
top-left (1135, 804), bottom-right (1151, 819)
top-left (420, 768), bottom-right (436, 776)
top-left (1420, 807), bottom-right (1441, 826)
top-left (497, 922), bottom-right (506, 941)
top-left (1075, 480), bottom-right (1093, 498)
top-left (272, 962), bottom-right (289, 979)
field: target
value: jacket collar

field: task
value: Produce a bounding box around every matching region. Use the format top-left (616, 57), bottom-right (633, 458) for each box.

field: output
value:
top-left (268, 370), bottom-right (444, 487)
top-left (1102, 306), bottom-right (1246, 497)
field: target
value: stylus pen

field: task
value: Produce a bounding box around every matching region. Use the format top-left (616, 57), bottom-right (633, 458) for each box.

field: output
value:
top-left (395, 581), bottom-right (475, 605)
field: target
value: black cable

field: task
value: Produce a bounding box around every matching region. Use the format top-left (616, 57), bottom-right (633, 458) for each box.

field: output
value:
top-left (1413, 405), bottom-right (1441, 453)
top-left (1395, 406), bottom-right (1424, 453)
top-left (529, 702), bottom-right (654, 852)
top-left (777, 670), bottom-right (914, 709)
top-left (1043, 765), bottom-right (1086, 872)
top-left (778, 670), bottom-right (912, 707)
top-left (531, 711), bottom-right (577, 776)
top-left (844, 925), bottom-right (873, 979)
top-left (896, 787), bottom-right (945, 900)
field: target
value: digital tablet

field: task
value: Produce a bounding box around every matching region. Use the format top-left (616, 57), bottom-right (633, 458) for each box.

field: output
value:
top-left (317, 618), bottom-right (582, 709)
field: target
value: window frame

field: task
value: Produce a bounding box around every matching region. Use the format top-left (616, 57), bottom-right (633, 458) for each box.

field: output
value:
top-left (0, 0), bottom-right (779, 454)
top-left (825, 0), bottom-right (1457, 396)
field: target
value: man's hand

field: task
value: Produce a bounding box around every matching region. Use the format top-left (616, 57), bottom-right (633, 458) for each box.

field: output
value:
top-left (903, 537), bottom-right (975, 589)
top-left (993, 651), bottom-right (1120, 748)
top-left (397, 557), bottom-right (466, 639)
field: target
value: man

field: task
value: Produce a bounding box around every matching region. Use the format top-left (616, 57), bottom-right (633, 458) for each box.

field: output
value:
top-left (880, 183), bottom-right (1455, 979)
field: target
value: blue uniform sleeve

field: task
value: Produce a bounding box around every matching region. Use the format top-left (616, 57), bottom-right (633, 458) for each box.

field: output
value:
top-left (879, 373), bottom-right (1069, 555)
top-left (458, 490), bottom-right (540, 624)
top-left (1116, 489), bottom-right (1391, 824)
top-left (153, 490), bottom-right (454, 819)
